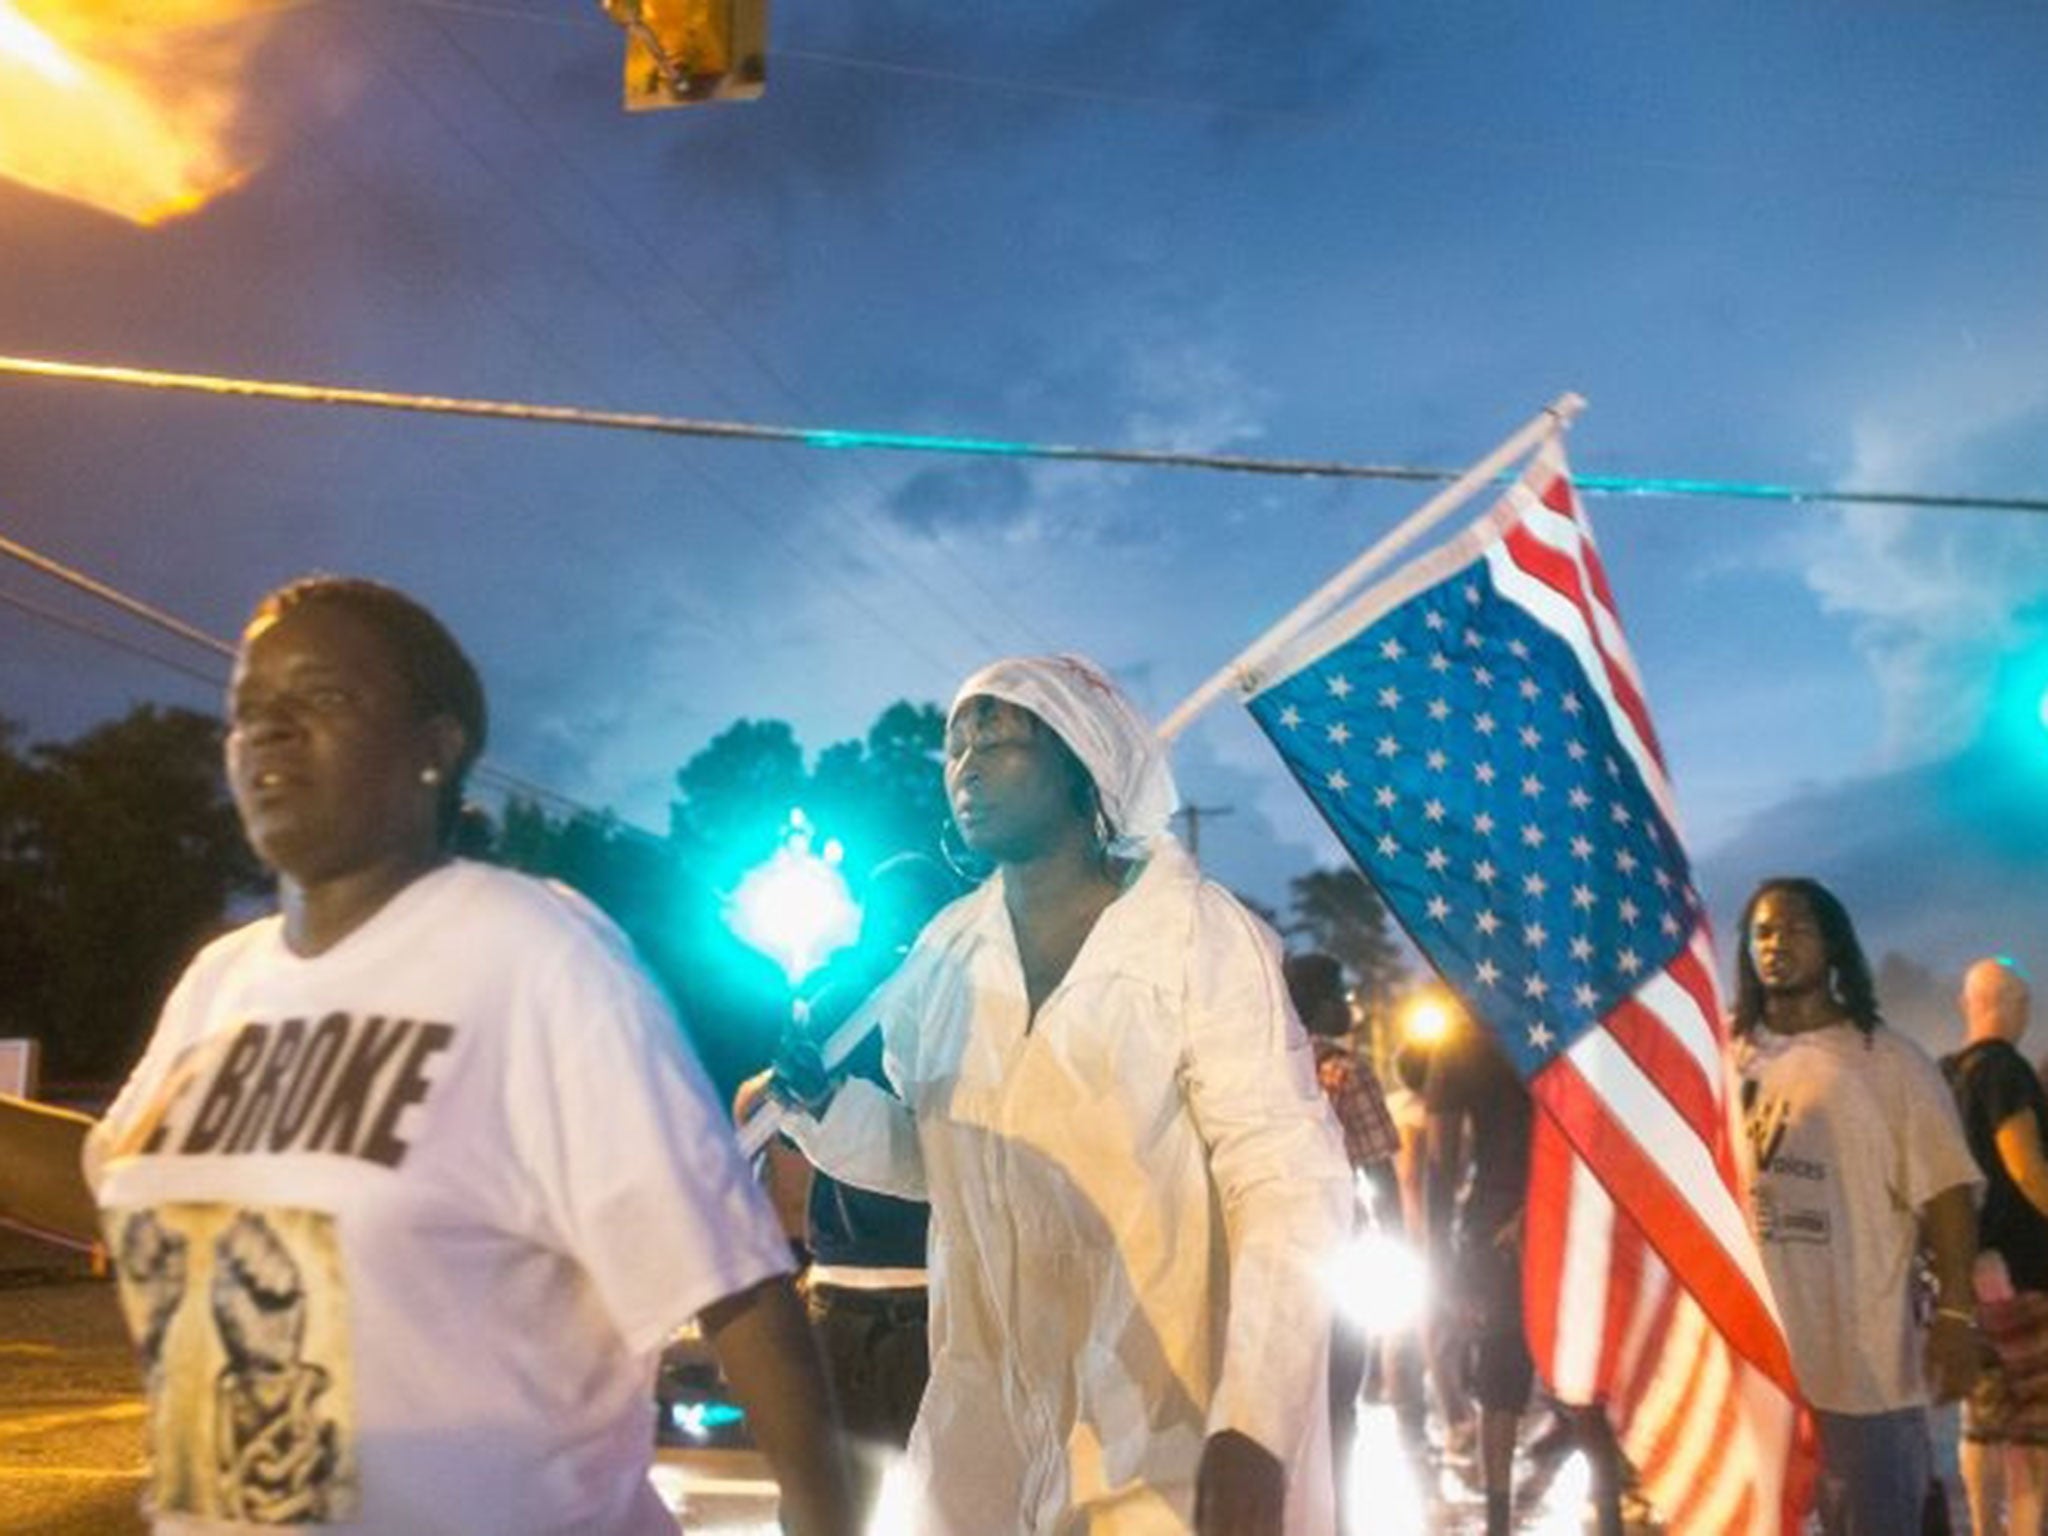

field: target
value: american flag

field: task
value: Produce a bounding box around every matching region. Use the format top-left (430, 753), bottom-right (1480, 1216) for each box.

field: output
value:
top-left (1245, 437), bottom-right (1811, 1534)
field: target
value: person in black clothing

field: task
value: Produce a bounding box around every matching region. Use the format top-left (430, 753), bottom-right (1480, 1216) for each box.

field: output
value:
top-left (1422, 1001), bottom-right (1627, 1536)
top-left (1420, 1006), bottom-right (1534, 1536)
top-left (1943, 955), bottom-right (2048, 1536)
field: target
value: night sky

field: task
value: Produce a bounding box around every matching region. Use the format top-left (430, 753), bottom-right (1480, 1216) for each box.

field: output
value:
top-left (3, 0), bottom-right (2046, 1046)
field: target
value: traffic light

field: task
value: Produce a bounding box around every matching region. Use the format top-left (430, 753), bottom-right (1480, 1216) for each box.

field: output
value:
top-left (724, 810), bottom-right (860, 986)
top-left (602, 0), bottom-right (767, 110)
top-left (1985, 635), bottom-right (2048, 761)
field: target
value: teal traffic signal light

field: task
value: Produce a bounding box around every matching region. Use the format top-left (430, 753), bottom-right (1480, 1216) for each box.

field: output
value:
top-left (723, 808), bottom-right (860, 986)
top-left (1987, 634), bottom-right (2048, 758)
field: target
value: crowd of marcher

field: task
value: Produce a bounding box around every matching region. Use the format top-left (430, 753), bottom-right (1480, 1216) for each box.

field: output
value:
top-left (64, 573), bottom-right (2041, 1536)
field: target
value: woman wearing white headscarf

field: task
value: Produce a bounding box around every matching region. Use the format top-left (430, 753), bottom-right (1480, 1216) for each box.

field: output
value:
top-left (781, 655), bottom-right (1352, 1536)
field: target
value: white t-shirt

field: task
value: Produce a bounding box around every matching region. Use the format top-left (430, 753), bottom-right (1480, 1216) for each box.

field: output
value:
top-left (88, 861), bottom-right (793, 1535)
top-left (791, 836), bottom-right (1352, 1536)
top-left (1736, 1020), bottom-right (1980, 1414)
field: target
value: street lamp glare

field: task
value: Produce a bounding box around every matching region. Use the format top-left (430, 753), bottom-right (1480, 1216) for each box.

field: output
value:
top-left (1402, 997), bottom-right (1452, 1046)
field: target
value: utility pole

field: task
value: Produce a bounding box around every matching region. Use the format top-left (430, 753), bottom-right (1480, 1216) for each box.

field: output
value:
top-left (1172, 802), bottom-right (1233, 859)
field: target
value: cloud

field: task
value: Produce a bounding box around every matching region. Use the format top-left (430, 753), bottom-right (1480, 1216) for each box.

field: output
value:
top-left (876, 323), bottom-right (1274, 548)
top-left (885, 458), bottom-right (1034, 536)
top-left (648, 0), bottom-right (1381, 226)
top-left (1694, 714), bottom-right (2048, 992)
top-left (1787, 333), bottom-right (2048, 766)
top-left (1120, 334), bottom-right (1272, 455)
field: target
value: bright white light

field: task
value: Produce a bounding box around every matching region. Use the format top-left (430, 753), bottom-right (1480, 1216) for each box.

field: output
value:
top-left (1325, 1226), bottom-right (1430, 1336)
top-left (1400, 999), bottom-right (1449, 1048)
top-left (864, 1454), bottom-right (916, 1536)
top-left (1525, 1449), bottom-right (1593, 1534)
top-left (1345, 1406), bottom-right (1429, 1535)
top-left (647, 1459), bottom-right (779, 1534)
top-left (0, 3), bottom-right (82, 87)
top-left (727, 822), bottom-right (860, 984)
top-left (666, 1400), bottom-right (746, 1443)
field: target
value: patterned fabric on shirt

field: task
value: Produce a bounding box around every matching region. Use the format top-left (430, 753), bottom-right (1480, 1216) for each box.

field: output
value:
top-left (1313, 1037), bottom-right (1399, 1171)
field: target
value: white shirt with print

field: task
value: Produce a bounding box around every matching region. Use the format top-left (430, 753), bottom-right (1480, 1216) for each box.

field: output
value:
top-left (1737, 1020), bottom-right (1979, 1414)
top-left (89, 860), bottom-right (792, 1536)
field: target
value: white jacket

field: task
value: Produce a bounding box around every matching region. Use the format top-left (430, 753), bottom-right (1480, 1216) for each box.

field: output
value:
top-left (791, 837), bottom-right (1352, 1535)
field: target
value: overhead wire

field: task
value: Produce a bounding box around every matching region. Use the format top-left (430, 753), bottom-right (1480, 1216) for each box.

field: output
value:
top-left (0, 524), bottom-right (654, 837)
top-left (5, 354), bottom-right (2044, 517)
top-left (270, 10), bottom-right (970, 682)
top-left (0, 530), bottom-right (232, 658)
top-left (356, 8), bottom-right (1027, 670)
top-left (269, 70), bottom-right (788, 792)
top-left (16, 3), bottom-right (2038, 873)
top-left (359, 19), bottom-right (976, 677)
top-left (0, 583), bottom-right (227, 692)
top-left (360, 0), bottom-right (2048, 217)
top-left (775, 46), bottom-right (1337, 126)
top-left (331, 8), bottom-right (2048, 523)
top-left (250, 64), bottom-right (896, 739)
top-left (0, 581), bottom-right (592, 818)
top-left (379, 0), bottom-right (589, 28)
top-left (281, 93), bottom-right (623, 448)
top-left (411, 3), bottom-right (1056, 656)
top-left (776, 43), bottom-right (2048, 212)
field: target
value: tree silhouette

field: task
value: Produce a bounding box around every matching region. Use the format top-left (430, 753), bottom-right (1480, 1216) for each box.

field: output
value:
top-left (669, 717), bottom-right (808, 877)
top-left (3, 706), bottom-right (262, 1085)
top-left (0, 719), bottom-right (41, 1046)
top-left (806, 701), bottom-right (950, 872)
top-left (1285, 864), bottom-right (1407, 1027)
top-left (0, 695), bottom-right (959, 1099)
top-left (467, 701), bottom-right (955, 1099)
top-left (664, 703), bottom-right (953, 1092)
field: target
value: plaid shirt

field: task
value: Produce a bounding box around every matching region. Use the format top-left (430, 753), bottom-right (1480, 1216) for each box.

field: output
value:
top-left (1314, 1037), bottom-right (1400, 1172)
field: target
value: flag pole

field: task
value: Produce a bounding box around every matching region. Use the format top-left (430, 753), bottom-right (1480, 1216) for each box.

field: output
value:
top-left (1155, 392), bottom-right (1586, 741)
top-left (740, 395), bottom-right (1587, 1158)
top-left (737, 1005), bottom-right (880, 1158)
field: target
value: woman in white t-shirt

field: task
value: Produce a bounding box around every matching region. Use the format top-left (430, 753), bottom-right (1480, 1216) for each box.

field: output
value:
top-left (86, 575), bottom-right (854, 1536)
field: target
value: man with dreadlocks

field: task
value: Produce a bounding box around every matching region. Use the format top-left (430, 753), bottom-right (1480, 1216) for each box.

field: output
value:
top-left (1732, 876), bottom-right (1981, 1536)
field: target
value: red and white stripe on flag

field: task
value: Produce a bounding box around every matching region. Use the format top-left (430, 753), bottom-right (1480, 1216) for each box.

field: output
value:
top-left (1524, 938), bottom-right (1813, 1532)
top-left (1502, 446), bottom-right (1814, 1534)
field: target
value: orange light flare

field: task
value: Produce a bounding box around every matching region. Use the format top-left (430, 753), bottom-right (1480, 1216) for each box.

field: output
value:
top-left (0, 1), bottom-right (298, 226)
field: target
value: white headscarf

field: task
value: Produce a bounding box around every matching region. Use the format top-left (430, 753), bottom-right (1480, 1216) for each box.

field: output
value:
top-left (949, 653), bottom-right (1179, 857)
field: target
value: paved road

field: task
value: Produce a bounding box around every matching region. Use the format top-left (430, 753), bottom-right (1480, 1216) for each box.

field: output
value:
top-left (0, 1227), bottom-right (1617, 1536)
top-left (0, 1236), bottom-right (147, 1536)
top-left (8, 1223), bottom-right (1972, 1535)
top-left (0, 1230), bottom-right (787, 1535)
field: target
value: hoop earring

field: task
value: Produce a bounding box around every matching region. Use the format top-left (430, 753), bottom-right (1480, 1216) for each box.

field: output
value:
top-left (938, 818), bottom-right (993, 884)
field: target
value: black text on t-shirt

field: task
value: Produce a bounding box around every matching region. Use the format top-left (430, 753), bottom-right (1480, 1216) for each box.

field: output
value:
top-left (148, 1015), bottom-right (456, 1169)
